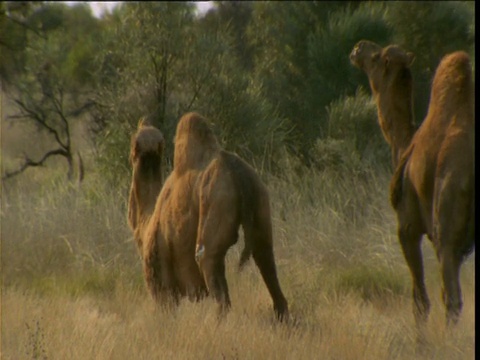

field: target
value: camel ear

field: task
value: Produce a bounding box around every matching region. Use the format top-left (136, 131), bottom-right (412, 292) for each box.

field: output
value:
top-left (138, 117), bottom-right (151, 129)
top-left (406, 52), bottom-right (415, 67)
top-left (371, 52), bottom-right (380, 62)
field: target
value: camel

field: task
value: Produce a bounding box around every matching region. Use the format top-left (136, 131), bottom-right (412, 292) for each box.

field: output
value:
top-left (127, 113), bottom-right (289, 321)
top-left (350, 41), bottom-right (475, 327)
top-left (349, 40), bottom-right (416, 168)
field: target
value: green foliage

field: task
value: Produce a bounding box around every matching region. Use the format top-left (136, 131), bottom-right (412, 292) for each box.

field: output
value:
top-left (385, 1), bottom-right (475, 123)
top-left (93, 121), bottom-right (133, 184)
top-left (91, 1), bottom-right (290, 174)
top-left (307, 2), bottom-right (393, 135)
top-left (2, 1), bottom-right (475, 180)
top-left (325, 89), bottom-right (390, 168)
top-left (246, 2), bottom-right (393, 165)
top-left (89, 2), bottom-right (197, 171)
top-left (247, 2), bottom-right (327, 163)
top-left (0, 2), bottom-right (40, 86)
top-left (206, 1), bottom-right (255, 71)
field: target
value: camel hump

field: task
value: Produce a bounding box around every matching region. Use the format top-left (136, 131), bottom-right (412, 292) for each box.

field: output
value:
top-left (436, 51), bottom-right (471, 84)
top-left (174, 112), bottom-right (220, 173)
top-left (430, 51), bottom-right (473, 105)
top-left (175, 112), bottom-right (215, 142)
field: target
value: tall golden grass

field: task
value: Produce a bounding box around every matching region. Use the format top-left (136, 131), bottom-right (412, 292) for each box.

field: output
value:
top-left (1, 155), bottom-right (474, 359)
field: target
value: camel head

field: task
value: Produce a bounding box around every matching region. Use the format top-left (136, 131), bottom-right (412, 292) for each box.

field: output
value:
top-left (350, 40), bottom-right (415, 93)
top-left (128, 118), bottom-right (165, 232)
top-left (130, 118), bottom-right (164, 180)
top-left (350, 40), bottom-right (383, 71)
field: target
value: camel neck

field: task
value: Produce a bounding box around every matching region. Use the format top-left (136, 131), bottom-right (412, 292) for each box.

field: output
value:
top-left (375, 76), bottom-right (416, 164)
top-left (379, 99), bottom-right (415, 146)
top-left (134, 176), bottom-right (163, 228)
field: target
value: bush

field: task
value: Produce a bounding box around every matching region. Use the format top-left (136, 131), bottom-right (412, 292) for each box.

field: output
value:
top-left (307, 2), bottom-right (393, 136)
top-left (324, 89), bottom-right (390, 169)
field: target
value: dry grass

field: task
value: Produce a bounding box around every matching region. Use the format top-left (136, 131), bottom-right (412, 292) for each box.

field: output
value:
top-left (0, 138), bottom-right (475, 359)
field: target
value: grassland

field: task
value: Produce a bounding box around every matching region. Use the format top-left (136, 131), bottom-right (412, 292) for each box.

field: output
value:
top-left (0, 120), bottom-right (475, 360)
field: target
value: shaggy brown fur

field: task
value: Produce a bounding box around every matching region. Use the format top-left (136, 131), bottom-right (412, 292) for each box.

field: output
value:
top-left (351, 42), bottom-right (475, 326)
top-left (128, 112), bottom-right (289, 320)
top-left (350, 40), bottom-right (416, 167)
top-left (128, 118), bottom-right (165, 257)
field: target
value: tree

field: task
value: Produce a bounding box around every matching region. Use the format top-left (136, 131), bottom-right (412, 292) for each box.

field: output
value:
top-left (247, 1), bottom-right (391, 166)
top-left (91, 2), bottom-right (289, 178)
top-left (2, 3), bottom-right (98, 181)
top-left (0, 1), bottom-right (45, 88)
top-left (385, 1), bottom-right (475, 124)
top-left (204, 1), bottom-right (255, 71)
top-left (89, 2), bottom-right (198, 178)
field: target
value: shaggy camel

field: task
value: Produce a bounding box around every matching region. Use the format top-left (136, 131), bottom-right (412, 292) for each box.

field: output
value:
top-left (350, 41), bottom-right (475, 326)
top-left (128, 113), bottom-right (289, 320)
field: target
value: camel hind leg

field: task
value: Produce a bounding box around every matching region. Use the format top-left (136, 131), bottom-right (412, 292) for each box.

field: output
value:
top-left (243, 197), bottom-right (289, 321)
top-left (198, 250), bottom-right (231, 315)
top-left (195, 207), bottom-right (238, 316)
top-left (439, 250), bottom-right (462, 325)
top-left (247, 227), bottom-right (289, 321)
top-left (433, 173), bottom-right (473, 325)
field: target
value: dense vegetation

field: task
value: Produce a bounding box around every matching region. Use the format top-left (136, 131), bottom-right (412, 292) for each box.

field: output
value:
top-left (1, 1), bottom-right (474, 179)
top-left (1, 2), bottom-right (475, 359)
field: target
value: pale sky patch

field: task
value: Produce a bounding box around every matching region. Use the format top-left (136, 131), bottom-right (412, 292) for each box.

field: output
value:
top-left (63, 1), bottom-right (215, 19)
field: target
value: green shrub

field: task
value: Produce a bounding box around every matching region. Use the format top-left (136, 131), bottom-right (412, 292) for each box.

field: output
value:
top-left (325, 88), bottom-right (390, 169)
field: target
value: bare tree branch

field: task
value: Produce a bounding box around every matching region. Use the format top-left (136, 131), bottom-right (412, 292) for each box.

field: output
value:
top-left (186, 51), bottom-right (218, 110)
top-left (67, 99), bottom-right (96, 117)
top-left (2, 148), bottom-right (68, 181)
top-left (11, 98), bottom-right (68, 149)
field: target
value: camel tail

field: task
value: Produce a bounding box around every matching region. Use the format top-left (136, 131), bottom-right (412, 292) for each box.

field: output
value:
top-left (390, 144), bottom-right (414, 209)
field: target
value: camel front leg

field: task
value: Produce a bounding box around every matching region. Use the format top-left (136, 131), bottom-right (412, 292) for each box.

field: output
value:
top-left (143, 226), bottom-right (179, 308)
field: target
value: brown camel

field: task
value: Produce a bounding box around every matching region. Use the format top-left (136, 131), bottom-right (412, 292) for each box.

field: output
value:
top-left (350, 41), bottom-right (475, 326)
top-left (128, 113), bottom-right (289, 321)
top-left (349, 40), bottom-right (416, 168)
